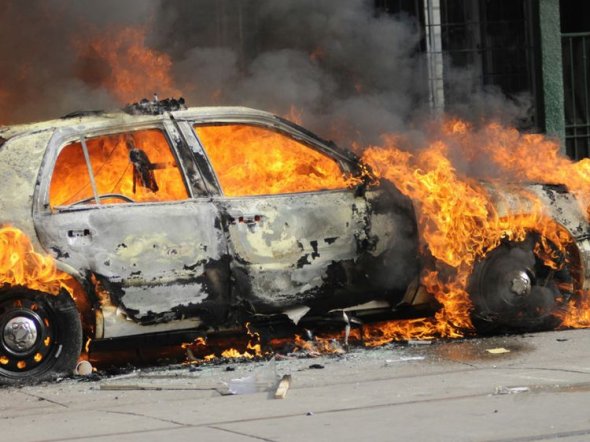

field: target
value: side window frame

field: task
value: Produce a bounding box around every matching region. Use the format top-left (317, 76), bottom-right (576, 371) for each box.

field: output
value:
top-left (191, 121), bottom-right (353, 198)
top-left (39, 123), bottom-right (194, 213)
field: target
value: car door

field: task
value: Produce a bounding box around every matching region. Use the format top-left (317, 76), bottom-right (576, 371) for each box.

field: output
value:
top-left (180, 119), bottom-right (374, 313)
top-left (33, 120), bottom-right (230, 327)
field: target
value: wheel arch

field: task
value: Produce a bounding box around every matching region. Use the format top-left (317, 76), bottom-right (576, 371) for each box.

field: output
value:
top-left (52, 261), bottom-right (100, 342)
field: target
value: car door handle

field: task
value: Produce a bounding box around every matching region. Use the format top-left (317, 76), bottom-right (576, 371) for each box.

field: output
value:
top-left (230, 214), bottom-right (263, 226)
top-left (67, 228), bottom-right (91, 238)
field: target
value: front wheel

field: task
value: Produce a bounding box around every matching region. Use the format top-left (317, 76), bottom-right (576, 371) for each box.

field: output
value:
top-left (468, 233), bottom-right (574, 333)
top-left (0, 288), bottom-right (82, 384)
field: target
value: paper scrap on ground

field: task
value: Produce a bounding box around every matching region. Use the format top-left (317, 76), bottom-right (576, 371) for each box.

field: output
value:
top-left (274, 374), bottom-right (292, 399)
top-left (494, 386), bottom-right (530, 395)
top-left (486, 347), bottom-right (510, 354)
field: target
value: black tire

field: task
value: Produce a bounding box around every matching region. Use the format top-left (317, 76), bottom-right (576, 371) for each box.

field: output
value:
top-left (468, 233), bottom-right (573, 333)
top-left (0, 288), bottom-right (82, 385)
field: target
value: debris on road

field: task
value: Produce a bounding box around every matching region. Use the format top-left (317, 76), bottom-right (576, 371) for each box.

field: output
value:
top-left (274, 374), bottom-right (292, 399)
top-left (486, 348), bottom-right (511, 354)
top-left (75, 360), bottom-right (93, 376)
top-left (494, 386), bottom-right (530, 395)
top-left (186, 347), bottom-right (199, 362)
top-left (408, 340), bottom-right (432, 346)
top-left (99, 384), bottom-right (220, 392)
top-left (227, 357), bottom-right (279, 395)
top-left (385, 356), bottom-right (426, 365)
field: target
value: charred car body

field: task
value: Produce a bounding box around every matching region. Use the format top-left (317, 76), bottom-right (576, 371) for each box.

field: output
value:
top-left (0, 101), bottom-right (588, 382)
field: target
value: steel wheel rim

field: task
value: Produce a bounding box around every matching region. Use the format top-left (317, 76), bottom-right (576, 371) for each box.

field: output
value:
top-left (0, 296), bottom-right (58, 375)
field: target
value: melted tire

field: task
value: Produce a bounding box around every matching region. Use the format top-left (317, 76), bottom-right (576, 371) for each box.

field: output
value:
top-left (0, 288), bottom-right (82, 385)
top-left (468, 234), bottom-right (572, 334)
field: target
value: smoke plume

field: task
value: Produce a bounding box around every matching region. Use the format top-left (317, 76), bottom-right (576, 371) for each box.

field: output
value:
top-left (0, 0), bottom-right (528, 148)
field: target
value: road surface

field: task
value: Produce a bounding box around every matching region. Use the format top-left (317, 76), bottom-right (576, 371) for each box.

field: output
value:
top-left (2, 329), bottom-right (590, 441)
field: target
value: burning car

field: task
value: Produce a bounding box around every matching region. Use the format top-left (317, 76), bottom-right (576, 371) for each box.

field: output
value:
top-left (0, 98), bottom-right (588, 383)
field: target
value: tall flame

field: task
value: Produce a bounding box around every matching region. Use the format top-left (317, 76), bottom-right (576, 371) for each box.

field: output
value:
top-left (178, 118), bottom-right (590, 361)
top-left (442, 120), bottom-right (590, 203)
top-left (0, 225), bottom-right (92, 341)
top-left (358, 119), bottom-right (590, 342)
top-left (195, 124), bottom-right (357, 196)
top-left (74, 26), bottom-right (180, 103)
top-left (0, 226), bottom-right (74, 295)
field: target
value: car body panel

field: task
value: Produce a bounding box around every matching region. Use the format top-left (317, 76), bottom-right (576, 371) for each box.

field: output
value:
top-left (32, 116), bottom-right (232, 333)
top-left (35, 201), bottom-right (230, 323)
top-left (0, 129), bottom-right (52, 247)
top-left (214, 190), bottom-right (369, 311)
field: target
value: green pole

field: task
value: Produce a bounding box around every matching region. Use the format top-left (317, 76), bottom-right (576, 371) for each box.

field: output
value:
top-left (539, 0), bottom-right (566, 153)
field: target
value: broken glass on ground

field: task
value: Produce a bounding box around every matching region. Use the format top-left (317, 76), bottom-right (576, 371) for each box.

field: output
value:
top-left (226, 357), bottom-right (279, 395)
top-left (385, 356), bottom-right (426, 365)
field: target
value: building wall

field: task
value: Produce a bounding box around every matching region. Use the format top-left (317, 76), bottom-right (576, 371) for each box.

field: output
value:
top-left (379, 0), bottom-right (590, 159)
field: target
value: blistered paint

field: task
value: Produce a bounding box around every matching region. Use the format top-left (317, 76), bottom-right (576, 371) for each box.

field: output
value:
top-left (36, 201), bottom-right (230, 324)
top-left (217, 191), bottom-right (365, 308)
top-left (0, 130), bottom-right (53, 247)
top-left (216, 183), bottom-right (420, 314)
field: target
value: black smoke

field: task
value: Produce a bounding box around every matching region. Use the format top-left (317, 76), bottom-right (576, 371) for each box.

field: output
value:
top-left (0, 0), bottom-right (527, 148)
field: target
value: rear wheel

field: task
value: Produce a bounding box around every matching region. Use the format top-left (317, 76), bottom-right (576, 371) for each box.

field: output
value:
top-left (0, 288), bottom-right (82, 384)
top-left (468, 233), bottom-right (574, 333)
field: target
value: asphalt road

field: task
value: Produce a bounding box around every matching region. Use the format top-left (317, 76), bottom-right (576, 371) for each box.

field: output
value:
top-left (2, 329), bottom-right (590, 442)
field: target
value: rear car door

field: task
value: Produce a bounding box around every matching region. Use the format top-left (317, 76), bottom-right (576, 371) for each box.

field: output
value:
top-left (33, 119), bottom-right (230, 328)
top-left (180, 119), bottom-right (374, 314)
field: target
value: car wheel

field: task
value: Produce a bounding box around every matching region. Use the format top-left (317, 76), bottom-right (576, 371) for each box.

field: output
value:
top-left (468, 233), bottom-right (573, 333)
top-left (0, 288), bottom-right (82, 384)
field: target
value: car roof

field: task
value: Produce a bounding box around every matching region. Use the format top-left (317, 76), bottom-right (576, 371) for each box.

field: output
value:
top-left (0, 106), bottom-right (277, 141)
top-left (0, 105), bottom-right (357, 164)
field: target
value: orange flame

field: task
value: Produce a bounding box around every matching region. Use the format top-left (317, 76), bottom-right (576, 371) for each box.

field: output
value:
top-left (292, 335), bottom-right (345, 354)
top-left (559, 291), bottom-right (590, 329)
top-left (0, 226), bottom-right (92, 342)
top-left (49, 129), bottom-right (188, 207)
top-left (179, 118), bottom-right (590, 357)
top-left (285, 105), bottom-right (304, 126)
top-left (359, 118), bottom-right (590, 341)
top-left (74, 26), bottom-right (180, 103)
top-left (7, 109), bottom-right (590, 368)
top-left (0, 226), bottom-right (75, 295)
top-left (183, 323), bottom-right (264, 363)
top-left (194, 124), bottom-right (357, 196)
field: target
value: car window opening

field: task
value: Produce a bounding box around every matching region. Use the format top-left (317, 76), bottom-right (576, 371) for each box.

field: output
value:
top-left (194, 124), bottom-right (354, 197)
top-left (49, 128), bottom-right (188, 208)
